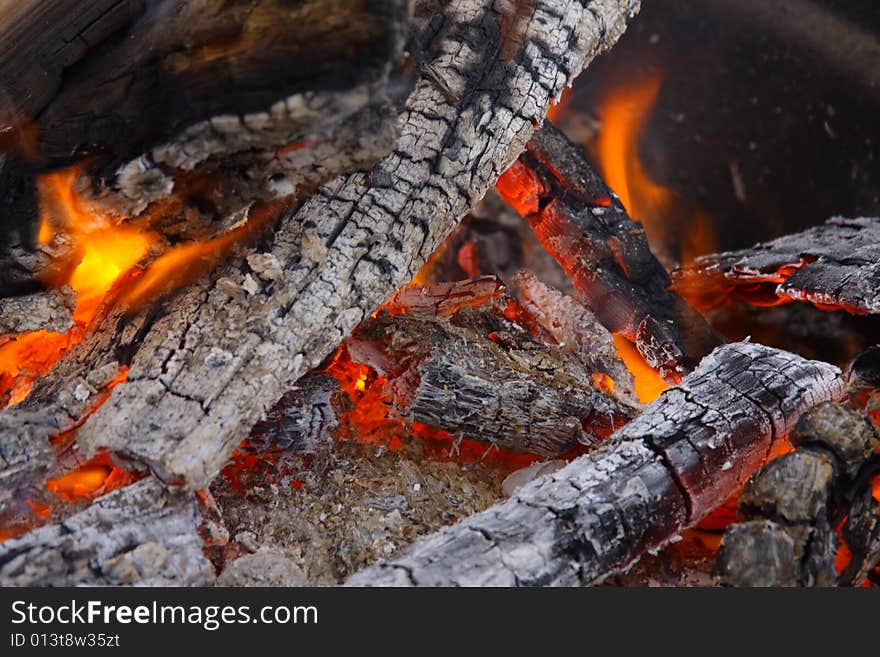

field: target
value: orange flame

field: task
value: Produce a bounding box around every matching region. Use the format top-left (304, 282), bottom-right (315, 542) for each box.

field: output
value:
top-left (595, 76), bottom-right (717, 264)
top-left (45, 453), bottom-right (138, 503)
top-left (37, 167), bottom-right (157, 322)
top-left (0, 167), bottom-right (156, 405)
top-left (612, 334), bottom-right (667, 403)
top-left (1, 169), bottom-right (281, 407)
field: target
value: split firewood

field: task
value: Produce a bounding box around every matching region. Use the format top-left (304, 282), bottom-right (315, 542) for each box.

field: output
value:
top-left (496, 122), bottom-right (723, 382)
top-left (672, 216), bottom-right (880, 314)
top-left (346, 277), bottom-right (637, 458)
top-left (0, 478), bottom-right (213, 586)
top-left (714, 402), bottom-right (880, 587)
top-left (347, 342), bottom-right (844, 586)
top-left (0, 0), bottom-right (639, 490)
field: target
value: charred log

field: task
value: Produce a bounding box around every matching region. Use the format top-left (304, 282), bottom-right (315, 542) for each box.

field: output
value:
top-left (0, 0), bottom-right (640, 490)
top-left (348, 342), bottom-right (843, 586)
top-left (715, 402), bottom-right (880, 587)
top-left (513, 270), bottom-right (637, 405)
top-left (0, 478), bottom-right (213, 586)
top-left (0, 0), bottom-right (411, 241)
top-left (495, 122), bottom-right (723, 382)
top-left (673, 216), bottom-right (880, 315)
top-left (346, 278), bottom-right (637, 457)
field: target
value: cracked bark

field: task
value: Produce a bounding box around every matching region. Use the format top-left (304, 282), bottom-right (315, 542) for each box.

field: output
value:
top-left (347, 342), bottom-right (844, 586)
top-left (0, 0), bottom-right (639, 491)
top-left (672, 216), bottom-right (880, 315)
top-left (0, 478), bottom-right (213, 586)
top-left (346, 277), bottom-right (637, 457)
top-left (496, 122), bottom-right (723, 382)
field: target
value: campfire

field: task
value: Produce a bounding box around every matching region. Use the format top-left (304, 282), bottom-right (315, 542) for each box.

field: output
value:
top-left (1, 0), bottom-right (878, 588)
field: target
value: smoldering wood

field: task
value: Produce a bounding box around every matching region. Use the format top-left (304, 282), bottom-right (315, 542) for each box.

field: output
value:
top-left (715, 451), bottom-right (839, 587)
top-left (0, 478), bottom-right (214, 586)
top-left (513, 270), bottom-right (638, 406)
top-left (839, 485), bottom-right (880, 587)
top-left (673, 216), bottom-right (880, 315)
top-left (0, 286), bottom-right (75, 335)
top-left (0, 0), bottom-right (410, 231)
top-left (347, 281), bottom-right (637, 457)
top-left (0, 0), bottom-right (640, 490)
top-left (713, 520), bottom-right (809, 587)
top-left (789, 401), bottom-right (880, 480)
top-left (495, 122), bottom-right (723, 382)
top-left (347, 343), bottom-right (844, 586)
top-left (245, 372), bottom-right (347, 457)
top-left (716, 402), bottom-right (880, 587)
top-left (737, 451), bottom-right (835, 525)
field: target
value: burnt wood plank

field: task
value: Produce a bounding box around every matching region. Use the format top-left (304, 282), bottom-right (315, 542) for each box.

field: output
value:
top-left (347, 278), bottom-right (637, 457)
top-left (0, 478), bottom-right (213, 586)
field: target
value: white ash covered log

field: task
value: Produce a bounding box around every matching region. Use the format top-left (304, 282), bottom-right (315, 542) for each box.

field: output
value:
top-left (496, 122), bottom-right (723, 382)
top-left (0, 478), bottom-right (213, 586)
top-left (673, 216), bottom-right (880, 315)
top-left (347, 342), bottom-right (844, 586)
top-left (0, 0), bottom-right (640, 490)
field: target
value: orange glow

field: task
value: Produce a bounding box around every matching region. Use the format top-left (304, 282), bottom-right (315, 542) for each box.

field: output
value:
top-left (1, 167), bottom-right (157, 406)
top-left (612, 334), bottom-right (667, 403)
top-left (592, 372), bottom-right (615, 396)
top-left (546, 88), bottom-right (572, 124)
top-left (121, 203), bottom-right (276, 309)
top-left (594, 76), bottom-right (717, 264)
top-left (46, 464), bottom-right (112, 502)
top-left (496, 160), bottom-right (542, 216)
top-left (0, 331), bottom-right (73, 405)
top-left (45, 453), bottom-right (138, 503)
top-left (596, 76), bottom-right (669, 226)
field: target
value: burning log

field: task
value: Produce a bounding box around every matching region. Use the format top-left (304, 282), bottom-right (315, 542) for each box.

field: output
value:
top-left (672, 216), bottom-right (880, 314)
top-left (346, 278), bottom-right (637, 457)
top-left (0, 478), bottom-right (213, 586)
top-left (715, 402), bottom-right (880, 587)
top-left (496, 122), bottom-right (723, 382)
top-left (347, 342), bottom-right (844, 586)
top-left (0, 0), bottom-right (639, 490)
top-left (0, 0), bottom-right (411, 238)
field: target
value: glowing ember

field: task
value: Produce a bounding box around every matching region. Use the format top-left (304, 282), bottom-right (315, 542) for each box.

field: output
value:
top-left (45, 453), bottom-right (138, 503)
top-left (612, 334), bottom-right (666, 403)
